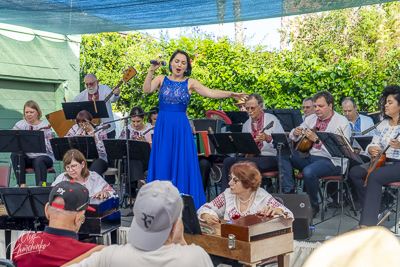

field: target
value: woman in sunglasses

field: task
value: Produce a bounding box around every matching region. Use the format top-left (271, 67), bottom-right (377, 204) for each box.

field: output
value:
top-left (52, 149), bottom-right (115, 199)
top-left (197, 161), bottom-right (293, 224)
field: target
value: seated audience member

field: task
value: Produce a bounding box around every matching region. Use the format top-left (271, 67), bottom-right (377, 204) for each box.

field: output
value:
top-left (12, 181), bottom-right (104, 267)
top-left (304, 227), bottom-right (400, 267)
top-left (302, 97), bottom-right (315, 121)
top-left (220, 93), bottom-right (285, 192)
top-left (64, 181), bottom-right (213, 267)
top-left (119, 106), bottom-right (151, 198)
top-left (65, 110), bottom-right (108, 176)
top-left (198, 161), bottom-right (293, 223)
top-left (52, 149), bottom-right (115, 199)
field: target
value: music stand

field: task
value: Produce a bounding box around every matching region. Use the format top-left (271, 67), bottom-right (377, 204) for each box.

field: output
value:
top-left (271, 133), bottom-right (292, 193)
top-left (316, 132), bottom-right (363, 222)
top-left (264, 109), bottom-right (303, 132)
top-left (208, 133), bottom-right (260, 155)
top-left (103, 139), bottom-right (151, 208)
top-left (353, 136), bottom-right (373, 151)
top-left (181, 194), bottom-right (202, 235)
top-left (63, 101), bottom-right (108, 120)
top-left (0, 130), bottom-right (46, 185)
top-left (50, 136), bottom-right (99, 161)
top-left (0, 187), bottom-right (52, 231)
top-left (224, 111), bottom-right (249, 124)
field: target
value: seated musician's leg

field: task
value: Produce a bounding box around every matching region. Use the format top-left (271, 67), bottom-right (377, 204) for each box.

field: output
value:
top-left (349, 165), bottom-right (368, 207)
top-left (302, 157), bottom-right (340, 211)
top-left (11, 152), bottom-right (27, 186)
top-left (279, 149), bottom-right (309, 193)
top-left (89, 159), bottom-right (108, 176)
top-left (360, 163), bottom-right (400, 227)
top-left (199, 157), bottom-right (213, 192)
top-left (32, 156), bottom-right (53, 186)
top-left (221, 157), bottom-right (237, 192)
top-left (127, 159), bottom-right (145, 198)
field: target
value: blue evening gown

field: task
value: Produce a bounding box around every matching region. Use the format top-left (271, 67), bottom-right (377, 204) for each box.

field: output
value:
top-left (147, 76), bottom-right (206, 209)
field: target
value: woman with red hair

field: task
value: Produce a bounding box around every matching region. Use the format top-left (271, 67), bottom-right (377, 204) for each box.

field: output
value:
top-left (197, 161), bottom-right (293, 224)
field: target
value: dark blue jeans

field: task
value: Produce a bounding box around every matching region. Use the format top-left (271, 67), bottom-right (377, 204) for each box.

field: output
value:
top-left (279, 150), bottom-right (341, 208)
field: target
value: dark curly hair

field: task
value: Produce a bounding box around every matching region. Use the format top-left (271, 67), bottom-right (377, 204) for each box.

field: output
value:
top-left (168, 50), bottom-right (192, 77)
top-left (230, 161), bottom-right (261, 191)
top-left (380, 85), bottom-right (400, 123)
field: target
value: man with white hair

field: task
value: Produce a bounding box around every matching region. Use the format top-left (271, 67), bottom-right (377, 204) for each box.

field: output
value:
top-left (72, 73), bottom-right (120, 139)
top-left (66, 180), bottom-right (213, 267)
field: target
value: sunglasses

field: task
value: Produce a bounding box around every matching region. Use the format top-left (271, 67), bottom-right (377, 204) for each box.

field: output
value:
top-left (246, 105), bottom-right (260, 111)
top-left (85, 81), bottom-right (97, 87)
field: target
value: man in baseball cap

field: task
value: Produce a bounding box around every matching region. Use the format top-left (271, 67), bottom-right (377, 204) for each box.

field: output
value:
top-left (65, 181), bottom-right (213, 267)
top-left (12, 181), bottom-right (103, 267)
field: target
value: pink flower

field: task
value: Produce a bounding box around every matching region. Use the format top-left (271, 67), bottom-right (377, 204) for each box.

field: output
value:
top-left (190, 59), bottom-right (193, 63)
top-left (195, 54), bottom-right (199, 58)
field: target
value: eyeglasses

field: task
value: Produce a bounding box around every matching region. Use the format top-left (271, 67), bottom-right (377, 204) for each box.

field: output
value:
top-left (85, 81), bottom-right (97, 87)
top-left (246, 105), bottom-right (260, 111)
top-left (229, 174), bottom-right (243, 184)
top-left (65, 163), bottom-right (81, 171)
top-left (238, 105), bottom-right (245, 109)
top-left (302, 106), bottom-right (312, 110)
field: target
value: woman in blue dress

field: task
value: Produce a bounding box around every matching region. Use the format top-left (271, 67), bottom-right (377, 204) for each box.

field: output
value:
top-left (143, 50), bottom-right (246, 209)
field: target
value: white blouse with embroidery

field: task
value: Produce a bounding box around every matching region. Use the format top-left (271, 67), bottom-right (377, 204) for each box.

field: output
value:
top-left (12, 120), bottom-right (55, 161)
top-left (197, 188), bottom-right (294, 221)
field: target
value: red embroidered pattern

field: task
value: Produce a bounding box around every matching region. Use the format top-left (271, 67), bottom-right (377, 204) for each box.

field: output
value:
top-left (313, 112), bottom-right (334, 150)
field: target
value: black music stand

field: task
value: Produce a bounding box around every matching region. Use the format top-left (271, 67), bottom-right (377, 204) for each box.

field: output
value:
top-left (271, 133), bottom-right (292, 193)
top-left (208, 133), bottom-right (260, 155)
top-left (0, 130), bottom-right (46, 185)
top-left (50, 136), bottom-right (99, 161)
top-left (181, 194), bottom-right (202, 235)
top-left (0, 187), bottom-right (51, 230)
top-left (103, 139), bottom-right (151, 209)
top-left (63, 101), bottom-right (108, 120)
top-left (265, 109), bottom-right (303, 132)
top-left (225, 111), bottom-right (249, 133)
top-left (316, 132), bottom-right (363, 222)
top-left (353, 136), bottom-right (373, 151)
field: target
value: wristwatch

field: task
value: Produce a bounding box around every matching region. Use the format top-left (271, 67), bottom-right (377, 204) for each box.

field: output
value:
top-left (315, 138), bottom-right (321, 145)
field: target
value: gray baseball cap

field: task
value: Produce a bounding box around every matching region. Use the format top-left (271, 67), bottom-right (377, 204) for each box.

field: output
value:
top-left (129, 180), bottom-right (183, 251)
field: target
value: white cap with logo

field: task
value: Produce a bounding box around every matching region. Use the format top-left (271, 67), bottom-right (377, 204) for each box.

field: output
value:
top-left (129, 180), bottom-right (183, 251)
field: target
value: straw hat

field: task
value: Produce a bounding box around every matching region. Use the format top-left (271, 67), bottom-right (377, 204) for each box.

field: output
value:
top-left (234, 99), bottom-right (245, 106)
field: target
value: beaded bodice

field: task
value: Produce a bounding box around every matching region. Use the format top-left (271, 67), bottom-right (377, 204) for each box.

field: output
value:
top-left (159, 76), bottom-right (191, 106)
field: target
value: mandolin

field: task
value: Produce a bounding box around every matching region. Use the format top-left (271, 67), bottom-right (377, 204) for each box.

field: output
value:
top-left (361, 121), bottom-right (381, 136)
top-left (131, 126), bottom-right (154, 141)
top-left (295, 127), bottom-right (320, 153)
top-left (37, 124), bottom-right (52, 131)
top-left (364, 133), bottom-right (400, 186)
top-left (245, 121), bottom-right (275, 158)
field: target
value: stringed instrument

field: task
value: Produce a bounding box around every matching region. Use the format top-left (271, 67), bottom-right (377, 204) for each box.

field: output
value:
top-left (364, 133), bottom-right (400, 186)
top-left (295, 127), bottom-right (320, 153)
top-left (36, 124), bottom-right (52, 131)
top-left (92, 66), bottom-right (137, 124)
top-left (361, 121), bottom-right (382, 136)
top-left (47, 67), bottom-right (137, 137)
top-left (245, 121), bottom-right (275, 158)
top-left (131, 126), bottom-right (154, 141)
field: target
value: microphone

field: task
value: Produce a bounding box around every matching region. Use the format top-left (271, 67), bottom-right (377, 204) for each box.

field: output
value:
top-left (94, 124), bottom-right (111, 133)
top-left (150, 60), bottom-right (166, 66)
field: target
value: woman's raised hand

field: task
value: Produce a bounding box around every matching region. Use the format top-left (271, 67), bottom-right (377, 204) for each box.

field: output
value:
top-left (150, 58), bottom-right (162, 72)
top-left (231, 92), bottom-right (248, 102)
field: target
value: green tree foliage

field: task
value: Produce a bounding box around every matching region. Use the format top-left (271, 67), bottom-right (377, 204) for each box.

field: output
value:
top-left (80, 3), bottom-right (400, 116)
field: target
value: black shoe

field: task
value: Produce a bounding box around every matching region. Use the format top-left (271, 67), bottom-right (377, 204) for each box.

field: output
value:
top-left (312, 206), bottom-right (320, 218)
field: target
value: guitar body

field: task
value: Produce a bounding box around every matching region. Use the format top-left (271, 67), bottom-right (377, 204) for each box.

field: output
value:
top-left (295, 136), bottom-right (314, 153)
top-left (46, 110), bottom-right (75, 137)
top-left (364, 154), bottom-right (387, 186)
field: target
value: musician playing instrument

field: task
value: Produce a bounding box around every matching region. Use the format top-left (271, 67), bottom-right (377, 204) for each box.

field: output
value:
top-left (302, 97), bottom-right (315, 121)
top-left (350, 85), bottom-right (400, 227)
top-left (118, 106), bottom-right (150, 199)
top-left (52, 149), bottom-right (115, 199)
top-left (198, 161), bottom-right (293, 224)
top-left (65, 110), bottom-right (108, 176)
top-left (220, 93), bottom-right (285, 192)
top-left (279, 91), bottom-right (351, 218)
top-left (72, 73), bottom-right (120, 139)
top-left (11, 100), bottom-right (54, 187)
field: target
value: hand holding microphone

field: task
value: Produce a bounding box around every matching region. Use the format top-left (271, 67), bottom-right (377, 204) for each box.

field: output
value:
top-left (150, 60), bottom-right (166, 66)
